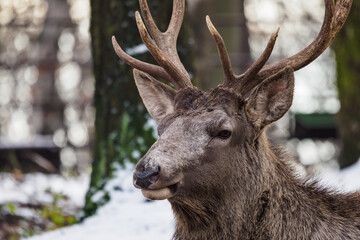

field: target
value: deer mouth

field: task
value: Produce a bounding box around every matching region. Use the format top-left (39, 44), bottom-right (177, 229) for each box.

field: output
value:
top-left (141, 183), bottom-right (178, 200)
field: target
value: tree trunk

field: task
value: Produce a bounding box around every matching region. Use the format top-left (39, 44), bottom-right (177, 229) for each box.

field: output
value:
top-left (334, 1), bottom-right (360, 169)
top-left (84, 0), bottom-right (195, 217)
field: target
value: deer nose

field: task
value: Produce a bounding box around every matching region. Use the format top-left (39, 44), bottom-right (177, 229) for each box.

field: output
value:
top-left (133, 167), bottom-right (160, 189)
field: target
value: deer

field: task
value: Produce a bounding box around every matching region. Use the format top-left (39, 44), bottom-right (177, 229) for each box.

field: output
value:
top-left (112, 0), bottom-right (358, 239)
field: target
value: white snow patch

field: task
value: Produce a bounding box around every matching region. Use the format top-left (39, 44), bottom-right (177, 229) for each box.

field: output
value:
top-left (126, 44), bottom-right (148, 55)
top-left (90, 190), bottom-right (105, 203)
top-left (315, 159), bottom-right (360, 192)
top-left (0, 173), bottom-right (89, 207)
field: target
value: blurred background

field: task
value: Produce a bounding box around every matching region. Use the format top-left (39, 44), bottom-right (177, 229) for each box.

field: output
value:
top-left (0, 0), bottom-right (359, 239)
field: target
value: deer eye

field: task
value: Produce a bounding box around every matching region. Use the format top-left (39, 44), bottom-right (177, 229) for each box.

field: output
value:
top-left (217, 130), bottom-right (231, 139)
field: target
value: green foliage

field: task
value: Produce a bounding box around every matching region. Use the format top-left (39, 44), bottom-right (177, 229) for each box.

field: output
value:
top-left (39, 192), bottom-right (77, 230)
top-left (4, 203), bottom-right (16, 214)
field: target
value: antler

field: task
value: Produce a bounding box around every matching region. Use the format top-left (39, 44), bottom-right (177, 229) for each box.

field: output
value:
top-left (206, 16), bottom-right (279, 89)
top-left (207, 0), bottom-right (352, 95)
top-left (112, 0), bottom-right (192, 89)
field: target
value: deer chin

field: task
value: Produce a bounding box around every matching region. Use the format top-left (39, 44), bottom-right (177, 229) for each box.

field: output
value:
top-left (141, 183), bottom-right (178, 200)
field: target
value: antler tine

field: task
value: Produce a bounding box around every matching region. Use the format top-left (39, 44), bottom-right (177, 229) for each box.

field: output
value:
top-left (256, 0), bottom-right (352, 81)
top-left (206, 16), bottom-right (279, 90)
top-left (112, 36), bottom-right (174, 83)
top-left (135, 11), bottom-right (190, 89)
top-left (136, 0), bottom-right (191, 89)
top-left (333, 0), bottom-right (352, 36)
top-left (139, 0), bottom-right (161, 41)
top-left (206, 16), bottom-right (236, 85)
top-left (167, 0), bottom-right (186, 37)
top-left (112, 0), bottom-right (192, 90)
top-left (236, 28), bottom-right (279, 94)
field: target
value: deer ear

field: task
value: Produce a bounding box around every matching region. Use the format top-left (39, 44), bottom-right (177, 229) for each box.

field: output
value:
top-left (245, 66), bottom-right (294, 131)
top-left (134, 69), bottom-right (176, 123)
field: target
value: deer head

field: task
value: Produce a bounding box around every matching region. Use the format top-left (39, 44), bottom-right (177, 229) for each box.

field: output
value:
top-left (112, 0), bottom-right (353, 237)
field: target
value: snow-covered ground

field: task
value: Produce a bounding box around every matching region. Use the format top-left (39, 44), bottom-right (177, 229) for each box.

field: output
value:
top-left (0, 173), bottom-right (89, 207)
top-left (9, 159), bottom-right (360, 240)
top-left (24, 165), bottom-right (174, 240)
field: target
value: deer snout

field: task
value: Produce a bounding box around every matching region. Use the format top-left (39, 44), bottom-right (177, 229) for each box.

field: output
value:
top-left (133, 166), bottom-right (160, 189)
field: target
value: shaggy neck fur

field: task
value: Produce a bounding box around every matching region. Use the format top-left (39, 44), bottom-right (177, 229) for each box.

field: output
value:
top-left (169, 134), bottom-right (360, 240)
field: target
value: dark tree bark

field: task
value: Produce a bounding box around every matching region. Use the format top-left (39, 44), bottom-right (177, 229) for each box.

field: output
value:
top-left (84, 0), bottom-right (195, 217)
top-left (334, 0), bottom-right (360, 169)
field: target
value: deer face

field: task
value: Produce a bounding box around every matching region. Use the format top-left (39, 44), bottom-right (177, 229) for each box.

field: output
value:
top-left (133, 68), bottom-right (294, 200)
top-left (134, 85), bottom-right (243, 200)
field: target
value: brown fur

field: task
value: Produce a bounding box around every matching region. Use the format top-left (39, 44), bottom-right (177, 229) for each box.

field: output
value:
top-left (168, 89), bottom-right (360, 239)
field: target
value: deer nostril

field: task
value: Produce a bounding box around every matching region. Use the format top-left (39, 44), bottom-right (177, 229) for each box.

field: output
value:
top-left (149, 172), bottom-right (159, 182)
top-left (134, 167), bottom-right (160, 189)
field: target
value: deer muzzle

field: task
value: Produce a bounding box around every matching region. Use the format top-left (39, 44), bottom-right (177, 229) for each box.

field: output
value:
top-left (133, 167), bottom-right (160, 189)
top-left (133, 163), bottom-right (182, 200)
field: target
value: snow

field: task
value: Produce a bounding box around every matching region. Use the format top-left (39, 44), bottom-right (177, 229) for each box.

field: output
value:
top-left (17, 159), bottom-right (360, 240)
top-left (315, 159), bottom-right (360, 192)
top-left (0, 173), bottom-right (89, 207)
top-left (126, 44), bottom-right (148, 56)
top-left (25, 165), bottom-right (174, 240)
